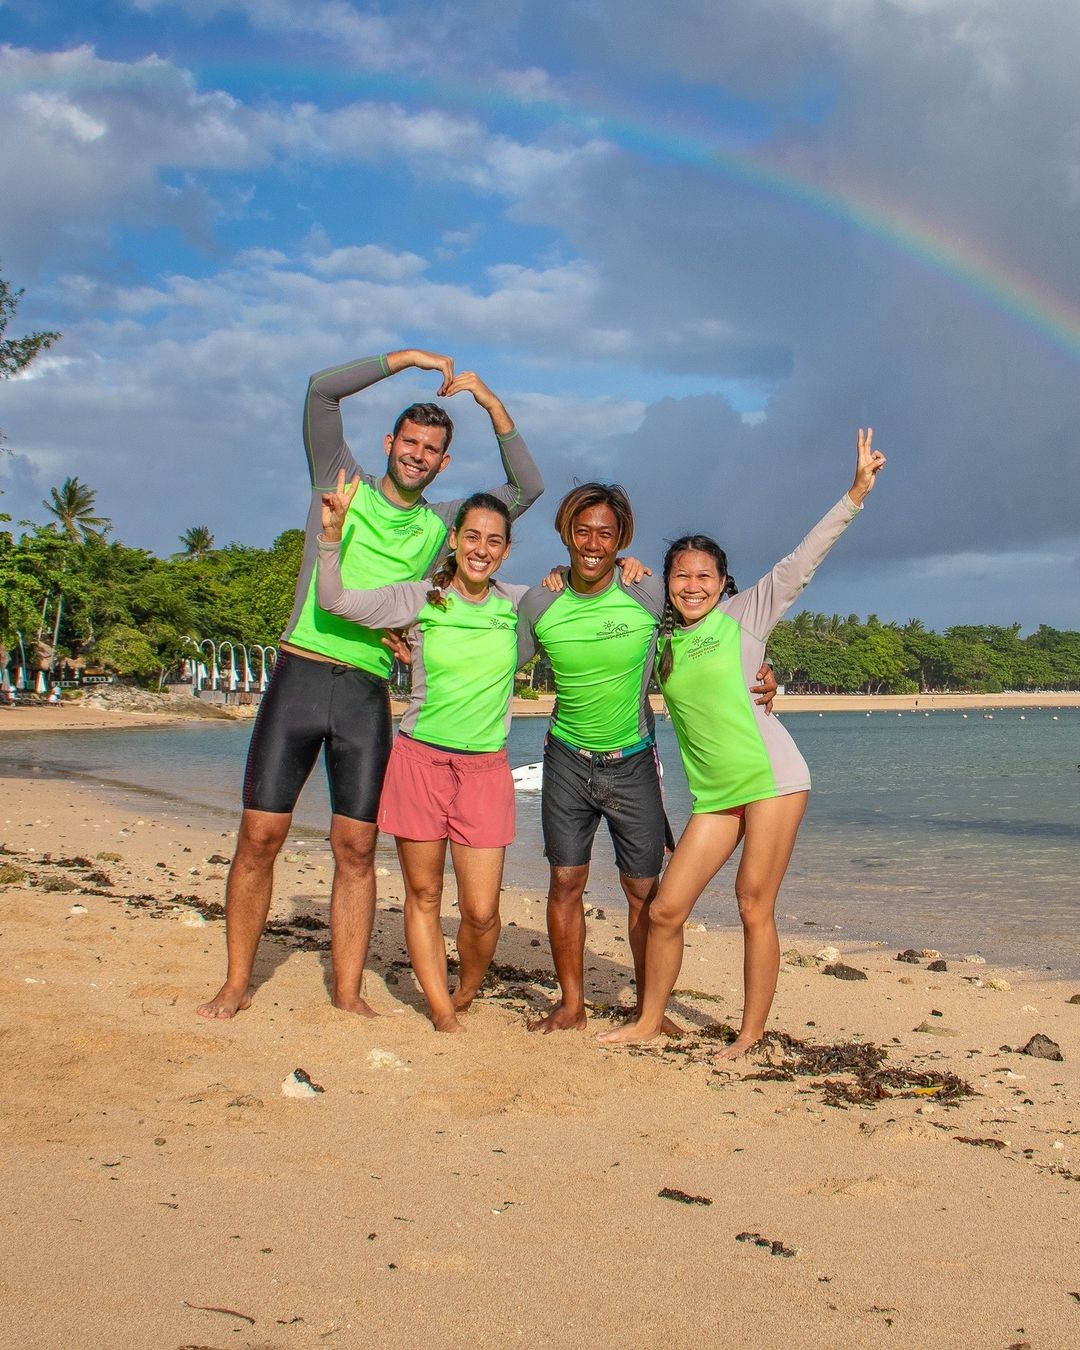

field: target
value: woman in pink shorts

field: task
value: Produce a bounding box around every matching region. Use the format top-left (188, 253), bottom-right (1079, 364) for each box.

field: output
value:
top-left (318, 474), bottom-right (527, 1031)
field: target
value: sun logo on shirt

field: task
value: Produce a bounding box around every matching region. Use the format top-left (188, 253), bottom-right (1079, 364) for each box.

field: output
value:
top-left (597, 620), bottom-right (630, 640)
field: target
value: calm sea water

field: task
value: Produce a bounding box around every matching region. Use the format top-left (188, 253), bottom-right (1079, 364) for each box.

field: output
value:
top-left (3, 708), bottom-right (1078, 975)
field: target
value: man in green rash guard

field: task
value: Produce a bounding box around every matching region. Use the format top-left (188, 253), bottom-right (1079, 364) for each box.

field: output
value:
top-left (198, 349), bottom-right (543, 1021)
top-left (516, 484), bottom-right (775, 1033)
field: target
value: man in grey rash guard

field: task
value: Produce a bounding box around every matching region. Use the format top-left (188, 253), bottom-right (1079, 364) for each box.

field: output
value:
top-left (198, 348), bottom-right (543, 1020)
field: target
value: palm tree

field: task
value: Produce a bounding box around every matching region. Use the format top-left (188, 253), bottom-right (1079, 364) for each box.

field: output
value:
top-left (43, 477), bottom-right (109, 540)
top-left (178, 525), bottom-right (215, 560)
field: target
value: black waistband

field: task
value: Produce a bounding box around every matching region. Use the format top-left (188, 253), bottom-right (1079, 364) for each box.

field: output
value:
top-left (399, 732), bottom-right (484, 756)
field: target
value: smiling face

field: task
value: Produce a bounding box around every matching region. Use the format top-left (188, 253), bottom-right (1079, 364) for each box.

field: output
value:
top-left (667, 548), bottom-right (726, 624)
top-left (384, 418), bottom-right (450, 497)
top-left (567, 503), bottom-right (621, 592)
top-left (449, 507), bottom-right (511, 594)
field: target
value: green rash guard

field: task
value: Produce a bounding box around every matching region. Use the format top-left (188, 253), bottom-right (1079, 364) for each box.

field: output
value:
top-left (516, 573), bottom-right (665, 753)
top-left (660, 495), bottom-right (862, 813)
top-left (316, 537), bottom-right (527, 752)
top-left (281, 354), bottom-right (543, 678)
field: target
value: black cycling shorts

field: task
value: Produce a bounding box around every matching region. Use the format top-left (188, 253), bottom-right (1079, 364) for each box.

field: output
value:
top-left (242, 650), bottom-right (392, 822)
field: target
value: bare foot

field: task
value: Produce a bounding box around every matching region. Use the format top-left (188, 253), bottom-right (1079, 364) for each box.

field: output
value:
top-left (630, 1008), bottom-right (684, 1037)
top-left (196, 983), bottom-right (252, 1019)
top-left (433, 1010), bottom-right (466, 1034)
top-left (527, 1005), bottom-right (587, 1034)
top-left (596, 1019), bottom-right (660, 1046)
top-left (451, 985), bottom-right (480, 1013)
top-left (712, 1034), bottom-right (763, 1062)
top-left (331, 992), bottom-right (378, 1018)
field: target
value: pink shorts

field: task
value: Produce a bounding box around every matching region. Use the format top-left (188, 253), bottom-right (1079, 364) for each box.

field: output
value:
top-left (378, 734), bottom-right (515, 848)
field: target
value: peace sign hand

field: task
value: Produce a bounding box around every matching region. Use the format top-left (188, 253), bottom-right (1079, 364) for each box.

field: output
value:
top-left (849, 426), bottom-right (886, 505)
top-left (321, 468), bottom-right (361, 540)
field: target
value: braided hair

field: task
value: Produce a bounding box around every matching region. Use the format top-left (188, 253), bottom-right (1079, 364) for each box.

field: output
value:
top-left (426, 492), bottom-right (512, 610)
top-left (656, 535), bottom-right (738, 682)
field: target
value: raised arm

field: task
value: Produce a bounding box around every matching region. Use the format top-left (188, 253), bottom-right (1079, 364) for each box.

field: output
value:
top-left (315, 471), bottom-right (431, 627)
top-left (444, 371), bottom-right (544, 519)
top-left (303, 348), bottom-right (455, 487)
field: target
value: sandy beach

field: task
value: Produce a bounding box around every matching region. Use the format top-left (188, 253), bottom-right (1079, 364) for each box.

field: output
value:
top-left (2, 765), bottom-right (1078, 1348)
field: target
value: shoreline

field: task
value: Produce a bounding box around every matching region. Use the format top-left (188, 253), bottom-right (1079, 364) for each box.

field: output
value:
top-left (1, 773), bottom-right (1078, 1346)
top-left (2, 687), bottom-right (1079, 733)
top-left (2, 760), bottom-right (1074, 981)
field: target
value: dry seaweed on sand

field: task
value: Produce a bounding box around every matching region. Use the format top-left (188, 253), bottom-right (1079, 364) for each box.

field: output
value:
top-left (735, 1231), bottom-right (798, 1258)
top-left (659, 1187), bottom-right (712, 1206)
top-left (665, 1022), bottom-right (739, 1052)
top-left (727, 1032), bottom-right (974, 1109)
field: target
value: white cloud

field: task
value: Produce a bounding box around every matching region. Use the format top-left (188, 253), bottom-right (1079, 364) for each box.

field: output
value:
top-left (306, 245), bottom-right (428, 282)
top-left (130, 0), bottom-right (403, 68)
top-left (495, 67), bottom-right (568, 104)
top-left (0, 43), bottom-right (613, 273)
top-left (18, 91), bottom-right (107, 142)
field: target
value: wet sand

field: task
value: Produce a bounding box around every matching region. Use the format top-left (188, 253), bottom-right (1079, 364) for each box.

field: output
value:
top-left (1, 774), bottom-right (1078, 1347)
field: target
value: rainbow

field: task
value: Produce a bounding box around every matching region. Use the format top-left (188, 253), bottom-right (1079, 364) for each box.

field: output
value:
top-left (424, 76), bottom-right (1080, 362)
top-left (235, 64), bottom-right (1080, 361)
top-left (13, 47), bottom-right (1080, 360)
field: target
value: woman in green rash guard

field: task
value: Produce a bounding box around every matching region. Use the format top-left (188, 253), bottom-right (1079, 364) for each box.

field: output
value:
top-left (317, 471), bottom-right (526, 1033)
top-left (599, 428), bottom-right (886, 1059)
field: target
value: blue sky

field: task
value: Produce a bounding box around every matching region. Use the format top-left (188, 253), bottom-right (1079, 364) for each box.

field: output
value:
top-left (2, 0), bottom-right (1079, 632)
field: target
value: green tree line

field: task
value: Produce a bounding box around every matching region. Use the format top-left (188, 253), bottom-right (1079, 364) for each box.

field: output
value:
top-left (1, 488), bottom-right (302, 685)
top-left (3, 488), bottom-right (1079, 691)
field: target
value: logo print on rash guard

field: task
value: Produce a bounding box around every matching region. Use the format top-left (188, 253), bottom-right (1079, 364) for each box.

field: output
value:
top-left (488, 617), bottom-right (510, 629)
top-left (597, 620), bottom-right (631, 640)
top-left (686, 635), bottom-right (722, 662)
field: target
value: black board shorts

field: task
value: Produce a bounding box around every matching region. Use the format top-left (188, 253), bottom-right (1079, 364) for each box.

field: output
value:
top-left (541, 733), bottom-right (668, 878)
top-left (242, 650), bottom-right (392, 823)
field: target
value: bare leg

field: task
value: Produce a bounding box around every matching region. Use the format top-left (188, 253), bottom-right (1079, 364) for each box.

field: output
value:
top-left (598, 812), bottom-right (742, 1045)
top-left (448, 842), bottom-right (504, 1013)
top-left (398, 838), bottom-right (461, 1032)
top-left (198, 809), bottom-right (291, 1018)
top-left (714, 792), bottom-right (808, 1061)
top-left (528, 864), bottom-right (590, 1033)
top-left (621, 871), bottom-right (658, 996)
top-left (328, 814), bottom-right (379, 1017)
top-left (619, 871), bottom-right (680, 1032)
